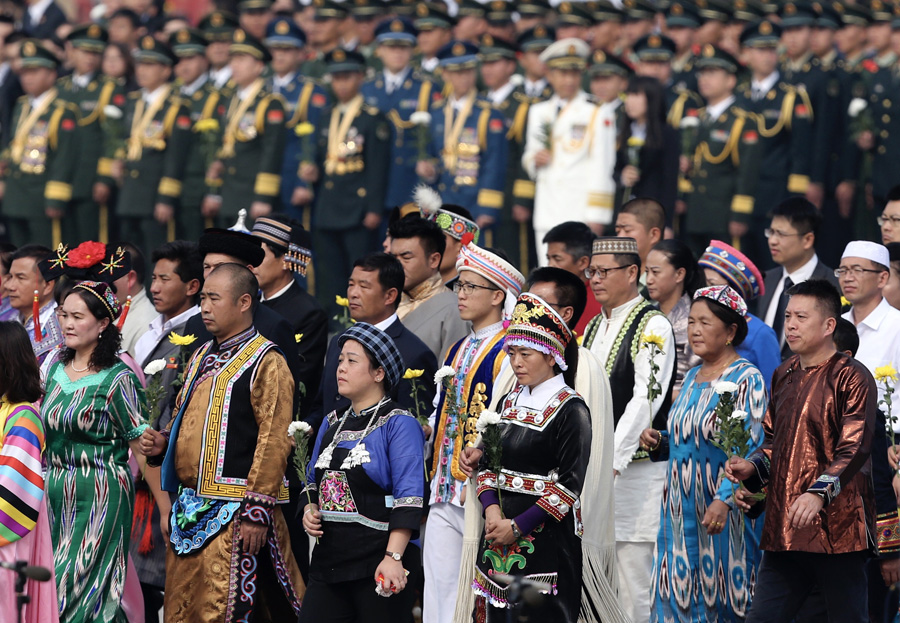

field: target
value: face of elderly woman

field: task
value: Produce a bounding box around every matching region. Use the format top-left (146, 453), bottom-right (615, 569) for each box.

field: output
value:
top-left (58, 292), bottom-right (109, 352)
top-left (336, 339), bottom-right (385, 401)
top-left (507, 345), bottom-right (556, 390)
top-left (687, 299), bottom-right (736, 361)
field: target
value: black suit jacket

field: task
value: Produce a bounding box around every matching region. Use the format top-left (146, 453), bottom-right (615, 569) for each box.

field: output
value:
top-left (0, 70), bottom-right (22, 149)
top-left (755, 258), bottom-right (841, 320)
top-left (182, 303), bottom-right (303, 410)
top-left (614, 123), bottom-right (680, 224)
top-left (263, 281), bottom-right (328, 419)
top-left (22, 2), bottom-right (67, 39)
top-left (305, 316), bottom-right (438, 435)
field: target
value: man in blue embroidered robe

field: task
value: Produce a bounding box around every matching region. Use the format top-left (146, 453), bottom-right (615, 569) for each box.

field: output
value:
top-left (141, 263), bottom-right (304, 622)
top-left (422, 242), bottom-right (525, 623)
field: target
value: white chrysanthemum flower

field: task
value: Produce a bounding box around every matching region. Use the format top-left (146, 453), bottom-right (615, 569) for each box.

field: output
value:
top-left (848, 98), bottom-right (867, 118)
top-left (434, 365), bottom-right (455, 384)
top-left (410, 111), bottom-right (432, 126)
top-left (143, 359), bottom-right (167, 376)
top-left (475, 409), bottom-right (502, 433)
top-left (680, 116), bottom-right (700, 129)
top-left (730, 410), bottom-right (748, 421)
top-left (714, 381), bottom-right (740, 395)
top-left (288, 421), bottom-right (312, 437)
top-left (103, 105), bottom-right (123, 119)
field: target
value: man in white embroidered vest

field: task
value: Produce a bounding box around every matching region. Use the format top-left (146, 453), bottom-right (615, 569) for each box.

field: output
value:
top-left (581, 237), bottom-right (675, 623)
top-left (523, 37), bottom-right (617, 262)
top-left (139, 263), bottom-right (304, 623)
top-left (422, 241), bottom-right (524, 623)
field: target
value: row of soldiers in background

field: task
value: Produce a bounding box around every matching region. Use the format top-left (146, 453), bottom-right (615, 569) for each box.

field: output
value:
top-left (2, 0), bottom-right (900, 297)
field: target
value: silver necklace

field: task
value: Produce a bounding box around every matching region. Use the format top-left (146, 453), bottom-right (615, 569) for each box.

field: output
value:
top-left (315, 396), bottom-right (387, 470)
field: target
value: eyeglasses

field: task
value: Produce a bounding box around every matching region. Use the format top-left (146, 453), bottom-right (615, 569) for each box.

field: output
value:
top-left (834, 266), bottom-right (886, 278)
top-left (877, 215), bottom-right (900, 227)
top-left (452, 280), bottom-right (500, 295)
top-left (764, 228), bottom-right (805, 240)
top-left (584, 265), bottom-right (630, 280)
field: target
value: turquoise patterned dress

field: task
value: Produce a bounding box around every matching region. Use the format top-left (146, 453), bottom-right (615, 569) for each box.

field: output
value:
top-left (650, 358), bottom-right (767, 623)
top-left (41, 361), bottom-right (147, 623)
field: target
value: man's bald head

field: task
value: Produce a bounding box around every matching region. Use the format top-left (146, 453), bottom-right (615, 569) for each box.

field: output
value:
top-left (207, 263), bottom-right (259, 303)
top-left (201, 264), bottom-right (258, 341)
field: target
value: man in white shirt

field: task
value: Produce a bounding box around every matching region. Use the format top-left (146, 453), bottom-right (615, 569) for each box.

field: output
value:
top-left (840, 240), bottom-right (900, 430)
top-left (582, 237), bottom-right (676, 623)
top-left (114, 243), bottom-right (158, 359)
top-left (756, 198), bottom-right (839, 357)
top-left (524, 38), bottom-right (617, 262)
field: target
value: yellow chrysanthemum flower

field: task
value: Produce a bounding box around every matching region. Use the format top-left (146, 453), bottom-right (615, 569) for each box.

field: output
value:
top-left (194, 119), bottom-right (220, 133)
top-left (295, 122), bottom-right (315, 137)
top-left (641, 332), bottom-right (665, 349)
top-left (335, 295), bottom-right (350, 307)
top-left (627, 136), bottom-right (645, 148)
top-left (295, 333), bottom-right (304, 343)
top-left (403, 369), bottom-right (424, 380)
top-left (875, 364), bottom-right (899, 384)
top-left (168, 333), bottom-right (197, 346)
top-left (841, 296), bottom-right (852, 308)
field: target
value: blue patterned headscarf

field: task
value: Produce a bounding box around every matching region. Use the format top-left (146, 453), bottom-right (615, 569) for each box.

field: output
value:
top-left (338, 323), bottom-right (405, 389)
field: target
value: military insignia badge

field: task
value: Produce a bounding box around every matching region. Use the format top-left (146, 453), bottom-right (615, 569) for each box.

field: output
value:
top-left (483, 34), bottom-right (494, 46)
top-left (211, 13), bottom-right (224, 26)
top-left (672, 3), bottom-right (683, 14)
top-left (784, 3), bottom-right (797, 14)
top-left (177, 29), bottom-right (191, 42)
top-left (559, 2), bottom-right (571, 13)
top-left (594, 50), bottom-right (605, 62)
top-left (88, 24), bottom-right (101, 38)
top-left (276, 20), bottom-right (290, 34)
top-left (23, 41), bottom-right (36, 56)
top-left (760, 21), bottom-right (773, 35)
top-left (334, 49), bottom-right (346, 61)
top-left (417, 3), bottom-right (428, 16)
top-left (391, 19), bottom-right (403, 31)
top-left (234, 29), bottom-right (246, 42)
top-left (649, 35), bottom-right (661, 47)
top-left (536, 25), bottom-right (546, 37)
top-left (703, 44), bottom-right (715, 57)
top-left (452, 42), bottom-right (465, 56)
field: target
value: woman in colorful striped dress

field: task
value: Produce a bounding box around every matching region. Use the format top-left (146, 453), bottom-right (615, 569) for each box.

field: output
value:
top-left (41, 282), bottom-right (149, 623)
top-left (0, 321), bottom-right (59, 623)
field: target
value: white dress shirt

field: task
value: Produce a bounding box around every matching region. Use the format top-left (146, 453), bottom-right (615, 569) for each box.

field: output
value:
top-left (486, 81), bottom-right (515, 107)
top-left (764, 253), bottom-right (820, 332)
top-left (133, 305), bottom-right (200, 366)
top-left (181, 73), bottom-right (209, 97)
top-left (845, 297), bottom-right (900, 431)
top-left (751, 70), bottom-right (779, 101)
top-left (261, 281), bottom-right (293, 303)
top-left (27, 0), bottom-right (54, 25)
top-left (705, 95), bottom-right (735, 122)
top-left (142, 84), bottom-right (168, 105)
top-left (210, 66), bottom-right (232, 90)
top-left (374, 313), bottom-right (398, 332)
top-left (383, 67), bottom-right (409, 94)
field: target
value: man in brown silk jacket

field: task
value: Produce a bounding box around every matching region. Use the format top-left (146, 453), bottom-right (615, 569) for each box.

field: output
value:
top-left (727, 279), bottom-right (877, 623)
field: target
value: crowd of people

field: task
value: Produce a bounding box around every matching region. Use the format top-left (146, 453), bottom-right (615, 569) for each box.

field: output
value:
top-left (1, 0), bottom-right (900, 622)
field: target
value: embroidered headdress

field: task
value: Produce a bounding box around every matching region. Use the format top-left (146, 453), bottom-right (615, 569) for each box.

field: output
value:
top-left (338, 322), bottom-right (406, 390)
top-left (504, 292), bottom-right (573, 370)
top-left (251, 216), bottom-right (314, 276)
top-left (591, 236), bottom-right (639, 256)
top-left (38, 242), bottom-right (132, 284)
top-left (414, 185), bottom-right (480, 244)
top-left (693, 285), bottom-right (748, 318)
top-left (73, 280), bottom-right (122, 321)
top-left (698, 240), bottom-right (765, 301)
top-left (456, 243), bottom-right (525, 322)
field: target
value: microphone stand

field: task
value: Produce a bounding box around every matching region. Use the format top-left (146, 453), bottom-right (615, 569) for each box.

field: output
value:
top-left (12, 561), bottom-right (30, 623)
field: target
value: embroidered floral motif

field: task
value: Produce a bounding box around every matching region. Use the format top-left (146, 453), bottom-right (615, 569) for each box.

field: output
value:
top-left (481, 525), bottom-right (542, 574)
top-left (319, 470), bottom-right (358, 513)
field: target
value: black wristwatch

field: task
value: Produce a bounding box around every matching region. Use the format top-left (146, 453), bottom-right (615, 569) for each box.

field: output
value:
top-left (385, 550), bottom-right (402, 561)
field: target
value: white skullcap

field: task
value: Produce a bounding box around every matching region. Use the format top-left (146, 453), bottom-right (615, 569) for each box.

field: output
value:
top-left (841, 240), bottom-right (890, 267)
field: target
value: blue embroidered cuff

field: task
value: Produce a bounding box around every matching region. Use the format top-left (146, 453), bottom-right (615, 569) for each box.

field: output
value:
top-left (744, 452), bottom-right (770, 493)
top-left (807, 474), bottom-right (841, 506)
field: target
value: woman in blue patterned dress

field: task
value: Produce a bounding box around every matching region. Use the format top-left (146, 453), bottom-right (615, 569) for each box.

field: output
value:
top-left (640, 285), bottom-right (768, 622)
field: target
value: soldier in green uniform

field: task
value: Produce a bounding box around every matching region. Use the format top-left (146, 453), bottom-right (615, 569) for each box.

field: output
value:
top-left (298, 49), bottom-right (390, 323)
top-left (735, 19), bottom-right (814, 262)
top-left (665, 0), bottom-right (701, 94)
top-left (301, 0), bottom-right (348, 81)
top-left (1, 40), bottom-right (78, 247)
top-left (198, 9), bottom-right (239, 93)
top-left (118, 36), bottom-right (192, 257)
top-left (620, 0), bottom-right (657, 61)
top-left (485, 0), bottom-right (517, 43)
top-left (556, 1), bottom-right (594, 42)
top-left (412, 2), bottom-right (454, 84)
top-left (477, 34), bottom-right (536, 273)
top-left (57, 23), bottom-right (126, 244)
top-left (683, 45), bottom-right (760, 256)
top-left (455, 0), bottom-right (489, 43)
top-left (632, 32), bottom-right (703, 127)
top-left (515, 0), bottom-right (552, 33)
top-left (169, 27), bottom-right (225, 241)
top-left (517, 25), bottom-right (555, 99)
top-left (588, 49), bottom-right (632, 132)
top-left (205, 29), bottom-right (286, 225)
top-left (348, 0), bottom-right (385, 72)
top-left (237, 0), bottom-right (273, 41)
top-left (591, 1), bottom-right (624, 55)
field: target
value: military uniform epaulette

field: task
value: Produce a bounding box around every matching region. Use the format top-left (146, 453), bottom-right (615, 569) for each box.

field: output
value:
top-left (512, 91), bottom-right (530, 104)
top-left (585, 93), bottom-right (602, 105)
top-left (127, 91), bottom-right (141, 100)
top-left (363, 103), bottom-right (380, 116)
top-left (475, 99), bottom-right (493, 109)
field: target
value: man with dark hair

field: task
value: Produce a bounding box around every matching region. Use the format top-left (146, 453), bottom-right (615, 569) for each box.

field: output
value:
top-left (389, 216), bottom-right (468, 361)
top-left (140, 262), bottom-right (304, 622)
top-left (6, 244), bottom-right (60, 363)
top-left (250, 214), bottom-right (327, 419)
top-left (832, 317), bottom-right (859, 358)
top-left (727, 278), bottom-right (878, 623)
top-left (879, 184), bottom-right (900, 246)
top-left (757, 197), bottom-right (839, 356)
top-left (305, 252), bottom-right (437, 434)
top-left (542, 221), bottom-right (601, 336)
top-left (0, 242), bottom-right (17, 321)
top-left (112, 242), bottom-right (156, 357)
top-left (616, 198), bottom-right (665, 299)
top-left (131, 239), bottom-right (202, 621)
top-left (108, 8), bottom-right (145, 48)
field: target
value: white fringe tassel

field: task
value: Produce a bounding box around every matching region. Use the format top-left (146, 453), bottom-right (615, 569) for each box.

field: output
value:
top-left (579, 542), bottom-right (630, 623)
top-left (452, 478), bottom-right (482, 623)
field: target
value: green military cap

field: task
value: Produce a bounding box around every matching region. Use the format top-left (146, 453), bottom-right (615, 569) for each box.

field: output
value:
top-left (324, 47), bottom-right (366, 72)
top-left (237, 0), bottom-right (272, 12)
top-left (413, 2), bottom-right (455, 30)
top-left (694, 43), bottom-right (740, 73)
top-left (695, 0), bottom-right (732, 22)
top-left (732, 0), bottom-right (767, 22)
top-left (517, 24), bottom-right (555, 52)
top-left (740, 19), bottom-right (781, 47)
top-left (229, 28), bottom-right (272, 63)
top-left (133, 34), bottom-right (177, 65)
top-left (390, 0), bottom-right (419, 17)
top-left (457, 0), bottom-right (487, 19)
top-left (665, 1), bottom-right (701, 27)
top-left (350, 0), bottom-right (385, 18)
top-left (780, 1), bottom-right (818, 27)
top-left (169, 28), bottom-right (208, 57)
top-left (198, 10), bottom-right (239, 42)
top-left (839, 2), bottom-right (872, 26)
top-left (867, 0), bottom-right (893, 23)
top-left (812, 1), bottom-right (842, 28)
top-left (485, 0), bottom-right (513, 25)
top-left (588, 48), bottom-right (634, 77)
top-left (478, 34), bottom-right (517, 61)
top-left (556, 1), bottom-right (594, 26)
top-left (66, 23), bottom-right (108, 53)
top-left (633, 33), bottom-right (676, 61)
top-left (19, 39), bottom-right (59, 69)
top-left (593, 0), bottom-right (625, 22)
top-left (516, 0), bottom-right (551, 18)
top-left (621, 0), bottom-right (656, 21)
top-left (313, 0), bottom-right (349, 20)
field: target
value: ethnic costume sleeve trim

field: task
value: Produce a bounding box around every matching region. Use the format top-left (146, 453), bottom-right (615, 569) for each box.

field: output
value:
top-left (807, 474), bottom-right (841, 506)
top-left (240, 490), bottom-right (276, 527)
top-left (745, 452), bottom-right (771, 493)
top-left (876, 510), bottom-right (900, 556)
top-left (386, 414), bottom-right (426, 534)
